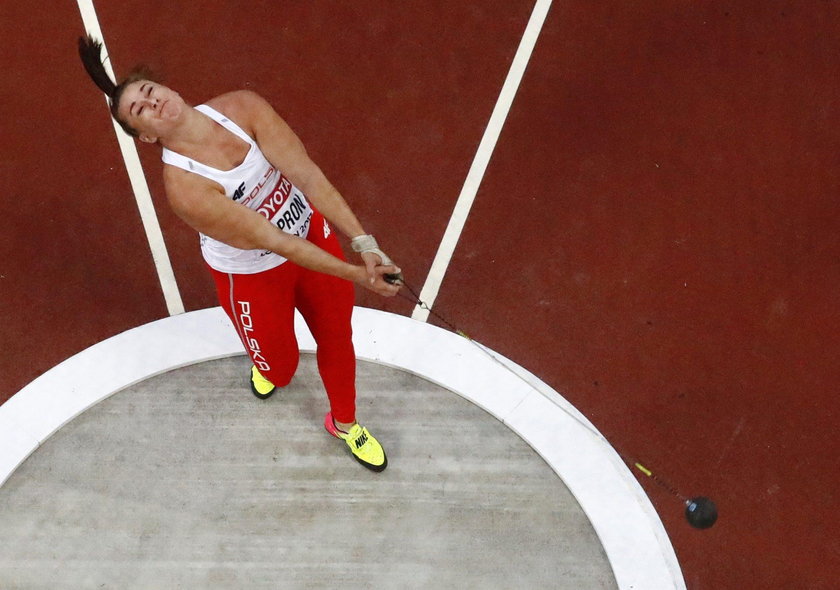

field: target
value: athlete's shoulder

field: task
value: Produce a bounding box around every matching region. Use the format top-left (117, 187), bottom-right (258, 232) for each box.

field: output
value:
top-left (205, 90), bottom-right (273, 116)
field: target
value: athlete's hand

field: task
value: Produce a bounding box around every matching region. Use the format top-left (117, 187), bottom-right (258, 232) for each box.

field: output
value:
top-left (360, 251), bottom-right (402, 296)
top-left (354, 258), bottom-right (401, 297)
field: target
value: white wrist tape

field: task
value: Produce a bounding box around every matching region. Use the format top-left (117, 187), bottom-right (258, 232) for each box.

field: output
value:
top-left (351, 234), bottom-right (393, 265)
top-left (351, 234), bottom-right (378, 252)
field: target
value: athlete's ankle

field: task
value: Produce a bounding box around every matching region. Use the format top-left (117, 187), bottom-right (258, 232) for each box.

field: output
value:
top-left (334, 419), bottom-right (356, 434)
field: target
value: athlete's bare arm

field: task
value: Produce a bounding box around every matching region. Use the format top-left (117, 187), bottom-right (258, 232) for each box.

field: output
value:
top-left (163, 166), bottom-right (395, 295)
top-left (208, 91), bottom-right (401, 288)
top-left (209, 91), bottom-right (367, 240)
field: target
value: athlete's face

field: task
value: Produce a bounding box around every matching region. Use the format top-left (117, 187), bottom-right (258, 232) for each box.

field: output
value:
top-left (117, 80), bottom-right (185, 143)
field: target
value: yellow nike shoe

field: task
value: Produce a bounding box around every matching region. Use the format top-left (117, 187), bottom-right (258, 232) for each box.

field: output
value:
top-left (324, 412), bottom-right (388, 472)
top-left (250, 366), bottom-right (276, 400)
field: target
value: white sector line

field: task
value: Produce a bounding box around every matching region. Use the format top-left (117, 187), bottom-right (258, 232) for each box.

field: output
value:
top-left (412, 0), bottom-right (552, 322)
top-left (77, 0), bottom-right (185, 316)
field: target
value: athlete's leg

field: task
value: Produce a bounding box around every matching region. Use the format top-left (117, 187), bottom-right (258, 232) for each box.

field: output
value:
top-left (209, 264), bottom-right (300, 388)
top-left (295, 213), bottom-right (357, 424)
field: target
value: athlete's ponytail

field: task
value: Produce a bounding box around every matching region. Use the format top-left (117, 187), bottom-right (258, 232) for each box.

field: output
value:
top-left (77, 34), bottom-right (155, 137)
top-left (78, 35), bottom-right (117, 97)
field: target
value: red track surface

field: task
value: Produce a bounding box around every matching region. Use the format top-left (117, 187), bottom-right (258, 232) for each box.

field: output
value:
top-left (2, 2), bottom-right (838, 588)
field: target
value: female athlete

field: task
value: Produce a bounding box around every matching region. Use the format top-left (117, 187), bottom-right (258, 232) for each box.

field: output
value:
top-left (79, 35), bottom-right (400, 472)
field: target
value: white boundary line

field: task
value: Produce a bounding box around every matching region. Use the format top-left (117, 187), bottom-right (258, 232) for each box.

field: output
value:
top-left (412, 0), bottom-right (552, 321)
top-left (0, 307), bottom-right (685, 589)
top-left (77, 0), bottom-right (185, 316)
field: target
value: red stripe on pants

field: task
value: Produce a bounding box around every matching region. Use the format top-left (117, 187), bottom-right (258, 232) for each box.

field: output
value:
top-left (209, 211), bottom-right (357, 423)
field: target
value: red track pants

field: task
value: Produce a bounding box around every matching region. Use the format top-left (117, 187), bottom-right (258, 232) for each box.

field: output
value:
top-left (209, 211), bottom-right (357, 423)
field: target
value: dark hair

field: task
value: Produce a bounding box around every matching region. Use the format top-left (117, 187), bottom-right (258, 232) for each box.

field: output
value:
top-left (77, 35), bottom-right (156, 137)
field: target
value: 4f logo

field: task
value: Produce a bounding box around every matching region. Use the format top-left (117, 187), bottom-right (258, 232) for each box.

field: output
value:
top-left (232, 182), bottom-right (246, 201)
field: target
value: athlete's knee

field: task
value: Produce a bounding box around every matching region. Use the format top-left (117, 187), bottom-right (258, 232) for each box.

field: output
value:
top-left (271, 357), bottom-right (299, 387)
top-left (256, 352), bottom-right (299, 387)
top-left (308, 316), bottom-right (353, 347)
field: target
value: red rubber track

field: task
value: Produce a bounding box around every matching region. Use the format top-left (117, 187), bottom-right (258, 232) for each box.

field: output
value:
top-left (1, 2), bottom-right (837, 588)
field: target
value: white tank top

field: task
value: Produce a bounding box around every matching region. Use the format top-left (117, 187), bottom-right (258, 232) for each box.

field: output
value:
top-left (161, 104), bottom-right (313, 274)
